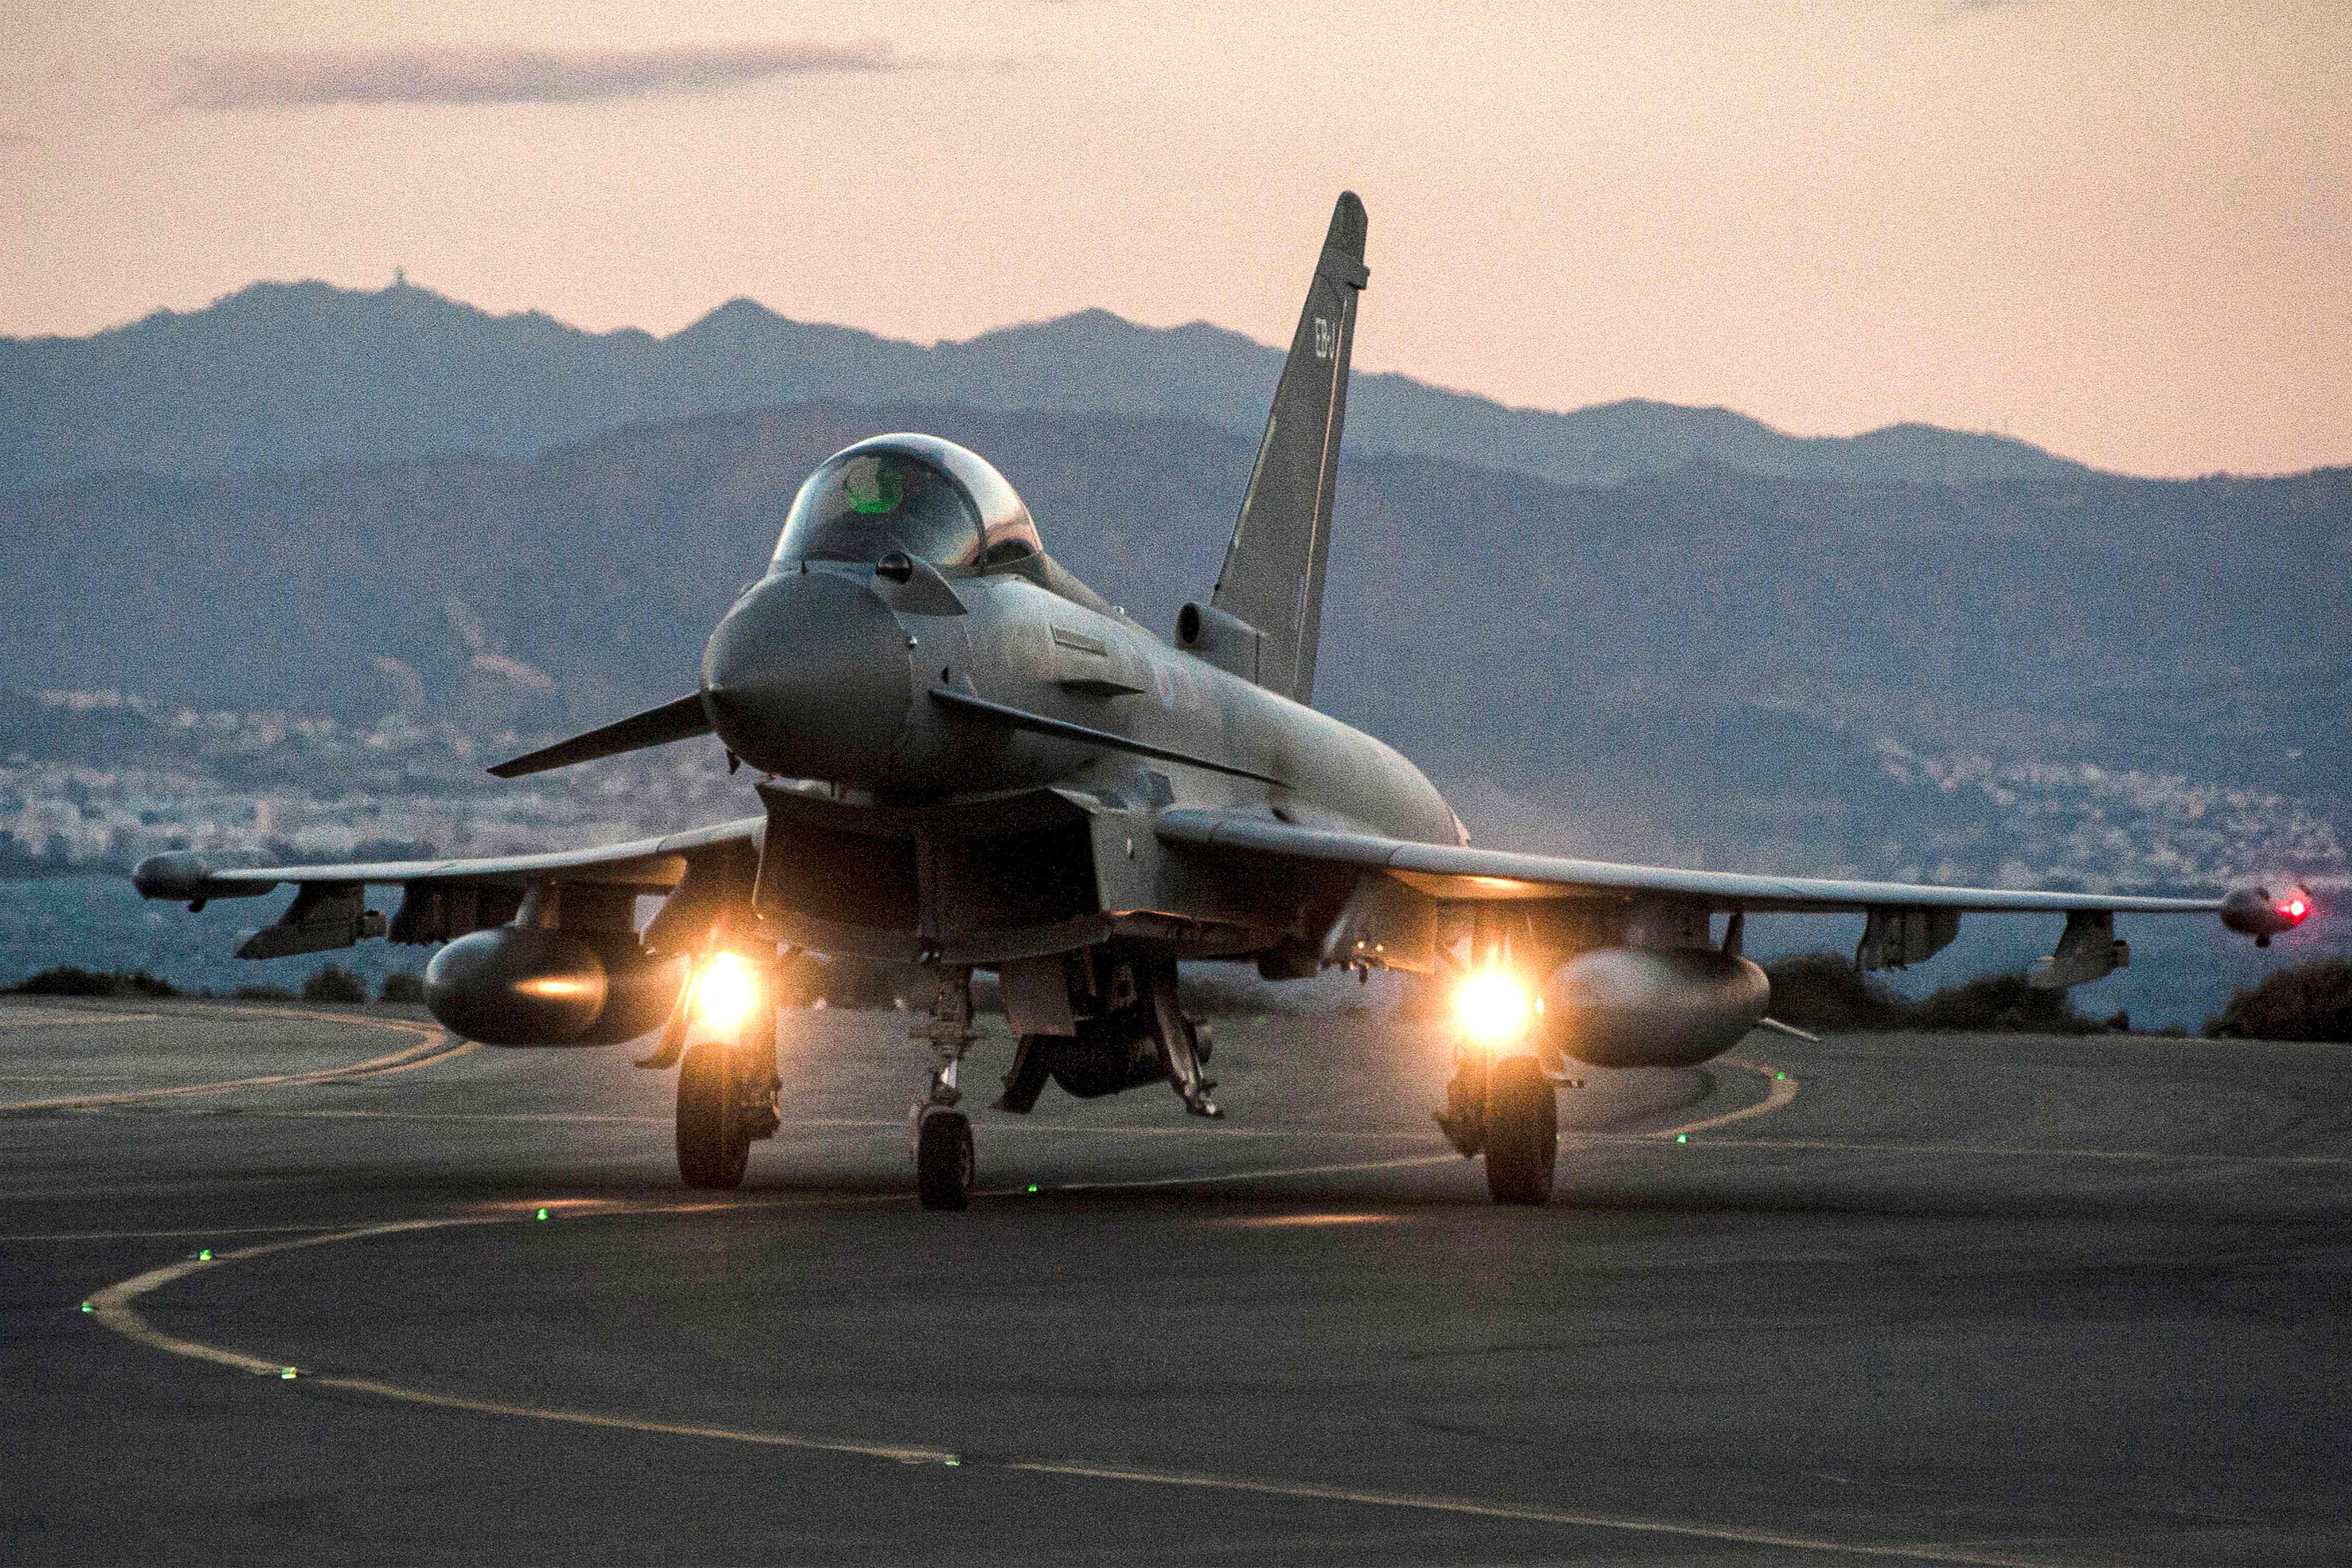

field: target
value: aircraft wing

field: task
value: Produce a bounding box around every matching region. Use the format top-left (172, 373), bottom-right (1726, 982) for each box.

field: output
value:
top-left (1154, 809), bottom-right (2222, 915)
top-left (134, 816), bottom-right (762, 902)
top-left (132, 817), bottom-right (764, 961)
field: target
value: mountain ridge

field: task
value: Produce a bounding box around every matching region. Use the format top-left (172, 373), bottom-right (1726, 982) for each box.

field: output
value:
top-left (1, 279), bottom-right (2094, 494)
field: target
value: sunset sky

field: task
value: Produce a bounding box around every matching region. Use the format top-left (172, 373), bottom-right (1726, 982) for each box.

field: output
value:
top-left (5, 2), bottom-right (2345, 477)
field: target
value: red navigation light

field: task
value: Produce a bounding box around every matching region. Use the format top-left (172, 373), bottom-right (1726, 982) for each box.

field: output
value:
top-left (2280, 895), bottom-right (2309, 924)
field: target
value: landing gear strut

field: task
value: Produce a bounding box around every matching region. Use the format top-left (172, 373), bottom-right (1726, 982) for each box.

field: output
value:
top-left (1145, 958), bottom-right (1219, 1119)
top-left (911, 966), bottom-right (976, 1210)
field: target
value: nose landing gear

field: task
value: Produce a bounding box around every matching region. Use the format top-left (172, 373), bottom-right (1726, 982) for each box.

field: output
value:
top-left (912, 966), bottom-right (977, 1210)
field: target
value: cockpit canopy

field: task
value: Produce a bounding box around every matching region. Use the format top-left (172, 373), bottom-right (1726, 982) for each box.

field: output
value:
top-left (771, 434), bottom-right (1041, 574)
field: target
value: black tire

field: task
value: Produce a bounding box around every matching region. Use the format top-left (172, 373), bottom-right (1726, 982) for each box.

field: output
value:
top-left (677, 1041), bottom-right (750, 1190)
top-left (916, 1110), bottom-right (975, 1211)
top-left (1484, 1054), bottom-right (1557, 1205)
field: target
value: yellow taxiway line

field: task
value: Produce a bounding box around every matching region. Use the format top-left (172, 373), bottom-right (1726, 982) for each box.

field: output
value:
top-left (0, 1005), bottom-right (476, 1114)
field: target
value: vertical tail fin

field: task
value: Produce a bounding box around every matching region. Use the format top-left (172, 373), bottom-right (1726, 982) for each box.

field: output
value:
top-left (1209, 192), bottom-right (1368, 706)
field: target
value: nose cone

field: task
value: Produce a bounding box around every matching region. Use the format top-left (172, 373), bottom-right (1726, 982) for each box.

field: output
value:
top-left (701, 570), bottom-right (913, 783)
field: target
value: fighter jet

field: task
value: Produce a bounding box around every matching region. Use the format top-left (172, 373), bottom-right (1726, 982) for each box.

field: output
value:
top-left (133, 194), bottom-right (2314, 1208)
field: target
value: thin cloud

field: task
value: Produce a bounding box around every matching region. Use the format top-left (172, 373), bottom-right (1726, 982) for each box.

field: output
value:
top-left (1938, 0), bottom-right (2042, 18)
top-left (172, 42), bottom-right (901, 111)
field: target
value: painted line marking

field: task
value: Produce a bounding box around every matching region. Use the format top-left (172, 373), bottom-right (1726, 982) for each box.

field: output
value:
top-left (87, 1166), bottom-right (2079, 1568)
top-left (1643, 1055), bottom-right (1801, 1140)
top-left (1, 1009), bottom-right (477, 1114)
top-left (0, 1074), bottom-right (147, 1081)
top-left (6, 1220), bottom-right (417, 1244)
top-left (0, 1010), bottom-right (162, 1028)
top-left (1629, 1135), bottom-right (2352, 1170)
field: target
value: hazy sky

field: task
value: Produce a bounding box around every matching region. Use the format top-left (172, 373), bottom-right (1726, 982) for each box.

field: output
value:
top-left (5, 2), bottom-right (2346, 476)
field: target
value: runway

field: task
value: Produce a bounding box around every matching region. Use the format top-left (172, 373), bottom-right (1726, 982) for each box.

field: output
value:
top-left (4, 996), bottom-right (2347, 1565)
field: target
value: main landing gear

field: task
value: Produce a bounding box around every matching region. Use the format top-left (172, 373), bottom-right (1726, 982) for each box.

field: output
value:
top-left (669, 951), bottom-right (782, 1191)
top-left (1437, 1043), bottom-right (1562, 1205)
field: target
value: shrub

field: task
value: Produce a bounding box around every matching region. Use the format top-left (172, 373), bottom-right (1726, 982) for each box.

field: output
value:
top-left (1763, 952), bottom-right (2099, 1034)
top-left (377, 971), bottom-right (426, 1005)
top-left (300, 966), bottom-right (367, 1004)
top-left (2204, 959), bottom-right (2352, 1043)
top-left (231, 984), bottom-right (296, 1001)
top-left (9, 965), bottom-right (182, 998)
top-left (1760, 953), bottom-right (1908, 1031)
top-left (1908, 971), bottom-right (2099, 1034)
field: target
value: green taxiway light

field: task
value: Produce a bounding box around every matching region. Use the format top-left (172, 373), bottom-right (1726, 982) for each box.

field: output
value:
top-left (1676, 1134), bottom-right (1688, 1144)
top-left (1026, 1185), bottom-right (1039, 1194)
top-left (1777, 1072), bottom-right (1787, 1080)
top-left (198, 1249), bottom-right (211, 1262)
top-left (536, 1207), bottom-right (549, 1221)
top-left (80, 1301), bottom-right (93, 1312)
top-left (280, 1367), bottom-right (298, 1380)
top-left (944, 1457), bottom-right (961, 1467)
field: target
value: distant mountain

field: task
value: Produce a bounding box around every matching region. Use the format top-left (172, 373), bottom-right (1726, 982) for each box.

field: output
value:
top-left (2, 399), bottom-right (2340, 896)
top-left (0, 282), bottom-right (2091, 493)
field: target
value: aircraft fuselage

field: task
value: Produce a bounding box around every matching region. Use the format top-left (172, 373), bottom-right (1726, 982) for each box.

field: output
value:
top-left (704, 556), bottom-right (1461, 971)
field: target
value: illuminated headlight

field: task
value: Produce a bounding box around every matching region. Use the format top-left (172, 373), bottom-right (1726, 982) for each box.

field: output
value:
top-left (1457, 970), bottom-right (1536, 1045)
top-left (695, 952), bottom-right (760, 1030)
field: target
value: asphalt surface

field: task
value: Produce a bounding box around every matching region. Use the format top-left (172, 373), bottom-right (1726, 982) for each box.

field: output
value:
top-left (3, 994), bottom-right (2347, 1566)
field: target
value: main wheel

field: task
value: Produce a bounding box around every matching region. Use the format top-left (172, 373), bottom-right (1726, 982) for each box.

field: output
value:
top-left (1483, 1054), bottom-right (1557, 1205)
top-left (916, 1110), bottom-right (975, 1211)
top-left (677, 1041), bottom-right (750, 1190)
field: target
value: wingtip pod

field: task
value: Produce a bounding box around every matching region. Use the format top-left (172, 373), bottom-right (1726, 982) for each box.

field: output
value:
top-left (2220, 884), bottom-right (2314, 943)
top-left (130, 852), bottom-right (207, 902)
top-left (130, 849), bottom-right (278, 904)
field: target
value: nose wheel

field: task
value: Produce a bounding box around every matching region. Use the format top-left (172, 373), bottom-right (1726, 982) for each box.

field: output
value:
top-left (915, 1108), bottom-right (975, 1210)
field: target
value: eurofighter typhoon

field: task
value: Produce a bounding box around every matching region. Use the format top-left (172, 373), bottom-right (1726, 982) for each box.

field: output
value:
top-left (134, 195), bottom-right (2314, 1208)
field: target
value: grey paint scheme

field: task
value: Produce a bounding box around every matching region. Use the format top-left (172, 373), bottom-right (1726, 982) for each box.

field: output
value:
top-left (1210, 191), bottom-right (1367, 706)
top-left (134, 191), bottom-right (2286, 1001)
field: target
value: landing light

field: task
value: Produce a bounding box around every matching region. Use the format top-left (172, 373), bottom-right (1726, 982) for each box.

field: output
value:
top-left (696, 952), bottom-right (759, 1031)
top-left (1457, 970), bottom-right (1536, 1045)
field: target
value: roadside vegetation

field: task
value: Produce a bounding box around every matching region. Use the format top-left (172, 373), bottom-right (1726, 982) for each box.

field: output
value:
top-left (3, 960), bottom-right (422, 1005)
top-left (1762, 953), bottom-right (2125, 1035)
top-left (2203, 959), bottom-right (2352, 1043)
top-left (5, 964), bottom-right (183, 998)
top-left (299, 964), bottom-right (367, 1003)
